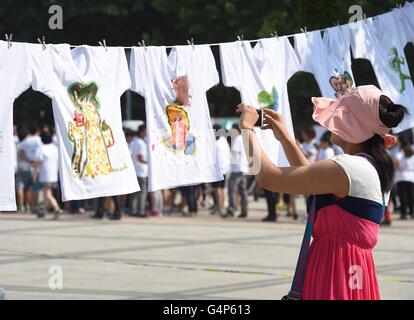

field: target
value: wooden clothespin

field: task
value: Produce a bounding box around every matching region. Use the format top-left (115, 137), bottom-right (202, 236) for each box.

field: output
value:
top-left (186, 38), bottom-right (195, 50)
top-left (37, 36), bottom-right (46, 50)
top-left (98, 39), bottom-right (107, 52)
top-left (300, 26), bottom-right (308, 38)
top-left (5, 34), bottom-right (12, 49)
top-left (138, 40), bottom-right (148, 51)
top-left (270, 30), bottom-right (279, 41)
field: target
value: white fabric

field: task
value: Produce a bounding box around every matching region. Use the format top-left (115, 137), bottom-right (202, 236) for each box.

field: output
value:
top-left (220, 37), bottom-right (298, 167)
top-left (39, 143), bottom-right (59, 183)
top-left (295, 29), bottom-right (354, 99)
top-left (349, 16), bottom-right (414, 132)
top-left (30, 44), bottom-right (139, 201)
top-left (230, 135), bottom-right (248, 173)
top-left (317, 147), bottom-right (335, 161)
top-left (0, 41), bottom-right (32, 210)
top-left (331, 154), bottom-right (383, 204)
top-left (129, 45), bottom-right (223, 191)
top-left (395, 4), bottom-right (414, 45)
top-left (129, 137), bottom-right (148, 178)
top-left (216, 136), bottom-right (231, 175)
top-left (396, 151), bottom-right (414, 183)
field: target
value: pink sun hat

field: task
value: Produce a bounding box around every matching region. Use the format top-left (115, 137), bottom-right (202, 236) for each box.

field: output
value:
top-left (311, 85), bottom-right (392, 144)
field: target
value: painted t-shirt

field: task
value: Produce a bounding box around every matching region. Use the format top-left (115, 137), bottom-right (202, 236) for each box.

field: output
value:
top-left (395, 3), bottom-right (414, 45)
top-left (30, 44), bottom-right (140, 201)
top-left (220, 37), bottom-right (299, 167)
top-left (295, 30), bottom-right (354, 99)
top-left (349, 15), bottom-right (414, 132)
top-left (129, 45), bottom-right (223, 191)
top-left (0, 41), bottom-right (32, 211)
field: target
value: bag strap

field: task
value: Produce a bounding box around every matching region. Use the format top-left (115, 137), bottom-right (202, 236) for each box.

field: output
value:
top-left (286, 196), bottom-right (316, 300)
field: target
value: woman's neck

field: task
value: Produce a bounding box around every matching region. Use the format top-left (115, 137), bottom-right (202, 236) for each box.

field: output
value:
top-left (342, 143), bottom-right (364, 155)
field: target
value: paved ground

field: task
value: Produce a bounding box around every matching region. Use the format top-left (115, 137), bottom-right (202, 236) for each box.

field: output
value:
top-left (0, 197), bottom-right (414, 300)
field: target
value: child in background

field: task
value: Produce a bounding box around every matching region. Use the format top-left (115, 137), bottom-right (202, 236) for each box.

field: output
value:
top-left (317, 131), bottom-right (335, 161)
top-left (38, 131), bottom-right (61, 220)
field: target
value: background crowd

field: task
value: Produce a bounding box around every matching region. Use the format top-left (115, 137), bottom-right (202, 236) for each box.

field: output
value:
top-left (8, 121), bottom-right (414, 225)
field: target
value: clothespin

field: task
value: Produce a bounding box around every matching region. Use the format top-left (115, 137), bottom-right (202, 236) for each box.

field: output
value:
top-left (270, 30), bottom-right (279, 41)
top-left (5, 34), bottom-right (12, 49)
top-left (98, 39), bottom-right (107, 51)
top-left (37, 36), bottom-right (46, 50)
top-left (237, 34), bottom-right (245, 46)
top-left (186, 38), bottom-right (195, 49)
top-left (300, 26), bottom-right (308, 38)
top-left (138, 40), bottom-right (148, 51)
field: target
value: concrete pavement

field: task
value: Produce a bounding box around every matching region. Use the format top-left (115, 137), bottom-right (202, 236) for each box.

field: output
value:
top-left (0, 197), bottom-right (413, 300)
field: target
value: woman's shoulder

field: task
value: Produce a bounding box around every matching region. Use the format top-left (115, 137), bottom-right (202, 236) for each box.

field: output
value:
top-left (330, 154), bottom-right (383, 203)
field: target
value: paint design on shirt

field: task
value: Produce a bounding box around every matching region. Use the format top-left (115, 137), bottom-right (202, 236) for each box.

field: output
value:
top-left (389, 47), bottom-right (411, 94)
top-left (67, 82), bottom-right (121, 179)
top-left (330, 70), bottom-right (353, 98)
top-left (258, 86), bottom-right (279, 110)
top-left (162, 76), bottom-right (196, 155)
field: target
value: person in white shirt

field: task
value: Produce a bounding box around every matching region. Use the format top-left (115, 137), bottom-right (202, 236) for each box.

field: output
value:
top-left (395, 136), bottom-right (414, 220)
top-left (301, 127), bottom-right (318, 163)
top-left (16, 124), bottom-right (42, 213)
top-left (211, 124), bottom-right (231, 216)
top-left (38, 131), bottom-right (61, 220)
top-left (317, 131), bottom-right (335, 161)
top-left (129, 124), bottom-right (149, 217)
top-left (226, 125), bottom-right (249, 218)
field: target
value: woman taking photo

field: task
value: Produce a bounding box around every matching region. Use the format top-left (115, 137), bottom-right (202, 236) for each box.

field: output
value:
top-left (237, 85), bottom-right (406, 300)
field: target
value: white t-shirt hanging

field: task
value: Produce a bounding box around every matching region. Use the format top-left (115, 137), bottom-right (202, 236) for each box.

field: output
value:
top-left (295, 30), bottom-right (354, 99)
top-left (350, 16), bottom-right (414, 132)
top-left (220, 37), bottom-right (299, 167)
top-left (323, 25), bottom-right (355, 97)
top-left (395, 3), bottom-right (414, 45)
top-left (0, 41), bottom-right (32, 211)
top-left (129, 45), bottom-right (223, 191)
top-left (30, 44), bottom-right (140, 201)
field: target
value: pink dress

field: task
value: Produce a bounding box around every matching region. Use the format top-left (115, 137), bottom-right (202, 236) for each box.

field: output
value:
top-left (301, 154), bottom-right (384, 300)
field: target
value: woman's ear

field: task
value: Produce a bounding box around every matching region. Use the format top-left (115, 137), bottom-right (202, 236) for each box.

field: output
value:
top-left (383, 134), bottom-right (397, 149)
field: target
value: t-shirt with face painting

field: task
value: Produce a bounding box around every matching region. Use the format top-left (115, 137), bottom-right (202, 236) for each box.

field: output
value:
top-left (220, 37), bottom-right (299, 167)
top-left (294, 29), bottom-right (355, 99)
top-left (349, 14), bottom-right (414, 132)
top-left (0, 41), bottom-right (32, 210)
top-left (30, 44), bottom-right (139, 201)
top-left (129, 45), bottom-right (223, 192)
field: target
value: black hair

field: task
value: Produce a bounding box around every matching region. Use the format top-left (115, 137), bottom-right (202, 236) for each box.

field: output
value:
top-left (40, 130), bottom-right (53, 144)
top-left (320, 131), bottom-right (332, 145)
top-left (362, 95), bottom-right (408, 194)
top-left (138, 124), bottom-right (146, 134)
top-left (28, 123), bottom-right (39, 135)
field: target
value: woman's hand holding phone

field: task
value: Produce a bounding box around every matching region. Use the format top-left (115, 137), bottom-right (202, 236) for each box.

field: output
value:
top-left (262, 108), bottom-right (291, 142)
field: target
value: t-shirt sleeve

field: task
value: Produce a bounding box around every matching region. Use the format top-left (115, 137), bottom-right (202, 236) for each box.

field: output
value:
top-left (293, 33), bottom-right (314, 73)
top-left (330, 154), bottom-right (383, 203)
top-left (129, 47), bottom-right (146, 97)
top-left (30, 44), bottom-right (56, 98)
top-left (202, 46), bottom-right (219, 92)
top-left (114, 48), bottom-right (131, 95)
top-left (285, 37), bottom-right (301, 79)
top-left (219, 43), bottom-right (241, 90)
top-left (8, 43), bottom-right (32, 99)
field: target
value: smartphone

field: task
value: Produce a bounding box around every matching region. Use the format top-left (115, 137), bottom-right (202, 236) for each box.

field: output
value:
top-left (254, 109), bottom-right (264, 128)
